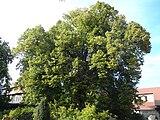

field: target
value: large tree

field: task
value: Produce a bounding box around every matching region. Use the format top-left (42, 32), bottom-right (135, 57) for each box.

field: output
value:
top-left (0, 37), bottom-right (13, 104)
top-left (14, 2), bottom-right (151, 120)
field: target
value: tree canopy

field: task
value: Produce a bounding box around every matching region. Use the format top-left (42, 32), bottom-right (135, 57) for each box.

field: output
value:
top-left (0, 37), bottom-right (13, 103)
top-left (14, 2), bottom-right (151, 120)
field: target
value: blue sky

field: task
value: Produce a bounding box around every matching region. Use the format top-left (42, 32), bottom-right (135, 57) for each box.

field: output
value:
top-left (0, 0), bottom-right (159, 88)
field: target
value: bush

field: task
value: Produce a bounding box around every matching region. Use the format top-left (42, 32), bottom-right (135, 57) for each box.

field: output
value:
top-left (50, 104), bottom-right (116, 120)
top-left (9, 107), bottom-right (33, 120)
top-left (34, 97), bottom-right (50, 120)
top-left (129, 113), bottom-right (145, 120)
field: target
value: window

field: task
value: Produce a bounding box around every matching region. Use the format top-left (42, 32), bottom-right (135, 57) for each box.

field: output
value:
top-left (138, 93), bottom-right (154, 102)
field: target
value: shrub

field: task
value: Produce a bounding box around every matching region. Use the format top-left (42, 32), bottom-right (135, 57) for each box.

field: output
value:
top-left (34, 97), bottom-right (50, 120)
top-left (129, 113), bottom-right (145, 120)
top-left (50, 104), bottom-right (116, 120)
top-left (9, 107), bottom-right (33, 120)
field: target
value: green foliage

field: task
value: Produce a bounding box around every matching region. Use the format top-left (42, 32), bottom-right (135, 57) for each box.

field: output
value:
top-left (129, 113), bottom-right (145, 120)
top-left (34, 97), bottom-right (50, 120)
top-left (2, 110), bottom-right (10, 119)
top-left (14, 25), bottom-right (55, 105)
top-left (9, 107), bottom-right (33, 120)
top-left (14, 1), bottom-right (151, 120)
top-left (0, 37), bottom-right (13, 104)
top-left (50, 104), bottom-right (116, 120)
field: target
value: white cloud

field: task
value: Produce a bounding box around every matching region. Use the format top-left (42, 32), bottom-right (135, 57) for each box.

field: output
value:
top-left (0, 0), bottom-right (69, 47)
top-left (139, 55), bottom-right (160, 88)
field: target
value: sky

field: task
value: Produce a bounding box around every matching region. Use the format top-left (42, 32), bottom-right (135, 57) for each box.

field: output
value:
top-left (0, 0), bottom-right (159, 88)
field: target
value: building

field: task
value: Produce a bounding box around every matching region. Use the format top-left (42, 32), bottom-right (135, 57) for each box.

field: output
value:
top-left (8, 87), bottom-right (23, 104)
top-left (136, 87), bottom-right (160, 120)
top-left (0, 86), bottom-right (23, 119)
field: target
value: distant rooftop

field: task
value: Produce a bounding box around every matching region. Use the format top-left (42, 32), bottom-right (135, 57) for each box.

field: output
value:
top-left (137, 87), bottom-right (160, 110)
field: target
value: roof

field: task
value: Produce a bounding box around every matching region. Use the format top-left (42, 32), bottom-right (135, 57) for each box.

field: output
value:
top-left (137, 87), bottom-right (160, 110)
top-left (8, 87), bottom-right (23, 95)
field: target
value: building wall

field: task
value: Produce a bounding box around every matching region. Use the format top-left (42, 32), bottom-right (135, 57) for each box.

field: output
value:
top-left (140, 110), bottom-right (159, 120)
top-left (8, 87), bottom-right (24, 104)
top-left (9, 94), bottom-right (23, 104)
top-left (137, 87), bottom-right (160, 120)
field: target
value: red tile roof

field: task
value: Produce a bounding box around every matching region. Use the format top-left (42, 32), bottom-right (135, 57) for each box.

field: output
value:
top-left (137, 87), bottom-right (160, 110)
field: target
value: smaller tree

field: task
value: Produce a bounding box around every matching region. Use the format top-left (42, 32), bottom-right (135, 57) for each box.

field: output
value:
top-left (34, 97), bottom-right (50, 120)
top-left (0, 37), bottom-right (13, 104)
top-left (9, 107), bottom-right (33, 120)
